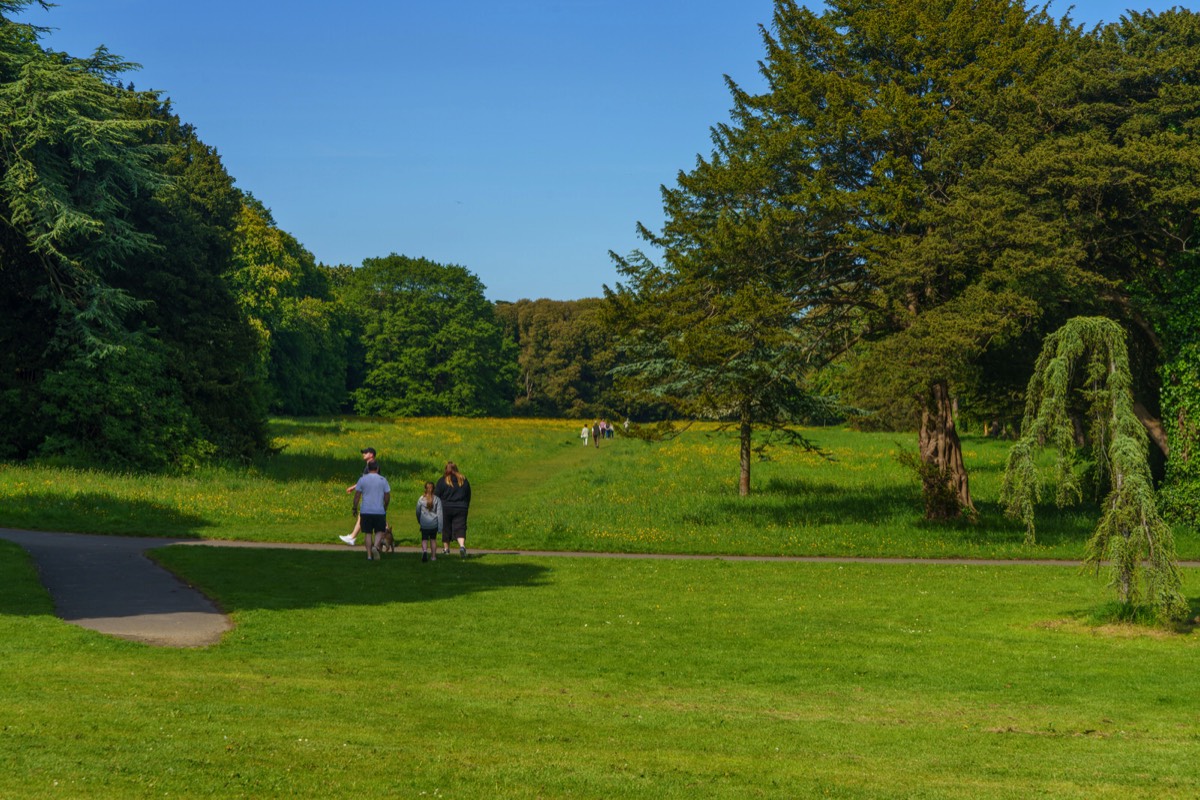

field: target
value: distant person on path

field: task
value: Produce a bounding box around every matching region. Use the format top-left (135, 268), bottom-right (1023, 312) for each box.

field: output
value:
top-left (416, 481), bottom-right (443, 563)
top-left (623, 418), bottom-right (630, 434)
top-left (592, 421), bottom-right (600, 448)
top-left (435, 461), bottom-right (472, 557)
top-left (353, 459), bottom-right (391, 561)
top-left (581, 424), bottom-right (589, 446)
top-left (340, 447), bottom-right (378, 546)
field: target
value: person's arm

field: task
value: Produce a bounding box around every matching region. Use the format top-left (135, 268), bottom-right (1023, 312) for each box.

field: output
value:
top-left (463, 479), bottom-right (471, 505)
top-left (352, 489), bottom-right (363, 515)
top-left (383, 491), bottom-right (390, 511)
top-left (436, 497), bottom-right (443, 533)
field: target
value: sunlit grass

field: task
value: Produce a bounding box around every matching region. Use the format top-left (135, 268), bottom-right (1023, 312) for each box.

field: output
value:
top-left (1, 541), bottom-right (1198, 798)
top-left (1, 417), bottom-right (1195, 560)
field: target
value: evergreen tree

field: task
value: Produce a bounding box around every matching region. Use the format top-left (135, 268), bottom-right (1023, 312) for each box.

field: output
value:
top-left (610, 0), bottom-right (1070, 502)
top-left (1001, 317), bottom-right (1188, 621)
top-left (0, 3), bottom-right (268, 466)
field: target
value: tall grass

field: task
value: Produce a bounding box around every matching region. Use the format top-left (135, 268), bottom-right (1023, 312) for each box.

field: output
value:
top-left (1, 417), bottom-right (1195, 560)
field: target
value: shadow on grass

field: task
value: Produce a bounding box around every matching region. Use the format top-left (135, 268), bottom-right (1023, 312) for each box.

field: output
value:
top-left (0, 492), bottom-right (210, 538)
top-left (260, 449), bottom-right (431, 484)
top-left (152, 547), bottom-right (553, 613)
top-left (1062, 596), bottom-right (1200, 636)
top-left (735, 478), bottom-right (919, 526)
top-left (727, 478), bottom-right (1097, 548)
top-left (267, 418), bottom-right (353, 438)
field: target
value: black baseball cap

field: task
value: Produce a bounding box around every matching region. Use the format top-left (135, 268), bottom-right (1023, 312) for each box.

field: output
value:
top-left (361, 447), bottom-right (376, 456)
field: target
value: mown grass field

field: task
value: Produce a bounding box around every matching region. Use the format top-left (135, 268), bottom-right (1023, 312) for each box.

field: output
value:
top-left (2, 542), bottom-right (1198, 798)
top-left (1, 416), bottom-right (1195, 560)
top-left (3, 418), bottom-right (1199, 798)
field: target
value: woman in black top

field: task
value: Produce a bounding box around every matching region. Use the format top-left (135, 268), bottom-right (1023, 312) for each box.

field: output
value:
top-left (435, 461), bottom-right (471, 557)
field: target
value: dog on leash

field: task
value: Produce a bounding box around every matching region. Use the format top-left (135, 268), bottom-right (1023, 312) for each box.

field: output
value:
top-left (378, 524), bottom-right (395, 553)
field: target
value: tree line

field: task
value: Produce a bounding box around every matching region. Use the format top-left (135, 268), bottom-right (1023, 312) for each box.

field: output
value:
top-left (0, 2), bottom-right (628, 473)
top-left (5, 0), bottom-right (1200, 556)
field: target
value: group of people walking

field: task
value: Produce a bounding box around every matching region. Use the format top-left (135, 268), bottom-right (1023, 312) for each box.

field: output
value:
top-left (339, 447), bottom-right (472, 562)
top-left (581, 419), bottom-right (616, 447)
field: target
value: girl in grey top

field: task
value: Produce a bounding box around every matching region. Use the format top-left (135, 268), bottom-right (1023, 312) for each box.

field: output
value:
top-left (416, 481), bottom-right (443, 562)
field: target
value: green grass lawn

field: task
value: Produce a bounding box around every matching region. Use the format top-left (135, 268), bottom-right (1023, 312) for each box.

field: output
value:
top-left (1, 416), bottom-right (1195, 561)
top-left (2, 540), bottom-right (1198, 798)
top-left (4, 418), bottom-right (1199, 797)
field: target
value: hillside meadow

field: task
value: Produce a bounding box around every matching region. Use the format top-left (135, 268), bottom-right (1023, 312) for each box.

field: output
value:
top-left (3, 418), bottom-right (1200, 797)
top-left (0, 416), bottom-right (1196, 561)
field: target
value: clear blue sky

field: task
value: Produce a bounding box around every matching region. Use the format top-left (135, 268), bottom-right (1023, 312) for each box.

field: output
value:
top-left (24, 1), bottom-right (1187, 301)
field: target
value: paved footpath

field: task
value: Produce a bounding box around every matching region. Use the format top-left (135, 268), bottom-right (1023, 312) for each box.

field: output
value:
top-left (2, 527), bottom-right (1195, 649)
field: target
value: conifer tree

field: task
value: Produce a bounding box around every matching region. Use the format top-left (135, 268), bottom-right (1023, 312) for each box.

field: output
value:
top-left (1001, 317), bottom-right (1188, 621)
top-left (609, 0), bottom-right (1071, 503)
top-left (0, 1), bottom-right (268, 466)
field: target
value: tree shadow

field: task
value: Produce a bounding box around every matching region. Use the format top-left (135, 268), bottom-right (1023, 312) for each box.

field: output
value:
top-left (267, 419), bottom-right (353, 438)
top-left (728, 478), bottom-right (1097, 548)
top-left (726, 478), bottom-right (923, 528)
top-left (0, 492), bottom-right (210, 538)
top-left (259, 449), bottom-right (430, 484)
top-left (1058, 596), bottom-right (1200, 636)
top-left (150, 547), bottom-right (554, 613)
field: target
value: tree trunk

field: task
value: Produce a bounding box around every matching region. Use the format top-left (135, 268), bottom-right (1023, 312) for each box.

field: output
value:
top-left (918, 381), bottom-right (976, 519)
top-left (1133, 401), bottom-right (1169, 458)
top-left (739, 409), bottom-right (752, 497)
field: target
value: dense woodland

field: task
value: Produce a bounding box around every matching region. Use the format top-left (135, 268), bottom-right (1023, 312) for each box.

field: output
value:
top-left (3, 1), bottom-right (1200, 538)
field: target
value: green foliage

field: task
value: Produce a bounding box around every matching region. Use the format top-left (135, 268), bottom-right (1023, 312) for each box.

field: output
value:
top-left (35, 335), bottom-right (216, 470)
top-left (229, 198), bottom-right (349, 415)
top-left (0, 32), bottom-right (159, 360)
top-left (494, 297), bottom-right (616, 417)
top-left (1151, 254), bottom-right (1200, 523)
top-left (1159, 343), bottom-right (1200, 521)
top-left (1002, 317), bottom-right (1188, 620)
top-left (117, 102), bottom-right (269, 461)
top-left (0, 7), bottom-right (268, 468)
top-left (896, 446), bottom-right (964, 521)
top-left (339, 255), bottom-right (517, 417)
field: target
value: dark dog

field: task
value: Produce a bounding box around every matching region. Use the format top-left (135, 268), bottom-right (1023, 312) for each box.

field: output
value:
top-left (379, 524), bottom-right (395, 553)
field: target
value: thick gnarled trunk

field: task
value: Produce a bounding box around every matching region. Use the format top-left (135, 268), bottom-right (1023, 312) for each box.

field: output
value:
top-left (918, 381), bottom-right (975, 519)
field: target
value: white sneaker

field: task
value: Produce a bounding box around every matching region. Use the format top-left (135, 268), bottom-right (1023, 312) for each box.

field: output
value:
top-left (339, 534), bottom-right (356, 546)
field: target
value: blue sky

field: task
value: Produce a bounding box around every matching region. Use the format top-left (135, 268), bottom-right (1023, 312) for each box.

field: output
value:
top-left (25, 1), bottom-right (1188, 301)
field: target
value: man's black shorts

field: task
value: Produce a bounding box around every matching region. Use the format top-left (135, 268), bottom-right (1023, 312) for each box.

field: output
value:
top-left (360, 513), bottom-right (387, 534)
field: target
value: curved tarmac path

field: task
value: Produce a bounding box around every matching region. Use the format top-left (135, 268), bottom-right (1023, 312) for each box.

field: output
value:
top-left (3, 527), bottom-right (1195, 648)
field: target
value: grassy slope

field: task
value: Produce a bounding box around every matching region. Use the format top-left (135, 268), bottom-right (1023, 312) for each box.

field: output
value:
top-left (3, 420), bottom-right (1199, 797)
top-left (1, 541), bottom-right (1198, 798)
top-left (2, 417), bottom-right (1193, 560)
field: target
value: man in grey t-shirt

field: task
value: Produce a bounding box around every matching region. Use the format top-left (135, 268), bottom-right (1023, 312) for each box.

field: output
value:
top-left (353, 459), bottom-right (391, 561)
